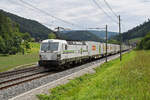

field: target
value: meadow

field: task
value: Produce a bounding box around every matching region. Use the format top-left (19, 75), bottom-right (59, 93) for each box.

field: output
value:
top-left (0, 42), bottom-right (40, 72)
top-left (38, 50), bottom-right (150, 100)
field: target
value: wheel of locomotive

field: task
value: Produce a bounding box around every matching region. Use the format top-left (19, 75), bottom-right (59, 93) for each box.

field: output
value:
top-left (64, 62), bottom-right (71, 69)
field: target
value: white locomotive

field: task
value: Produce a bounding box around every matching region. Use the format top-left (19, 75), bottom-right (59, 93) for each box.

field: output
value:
top-left (38, 39), bottom-right (129, 69)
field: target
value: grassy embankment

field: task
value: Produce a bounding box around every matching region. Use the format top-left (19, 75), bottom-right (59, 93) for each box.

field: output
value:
top-left (38, 50), bottom-right (150, 100)
top-left (0, 42), bottom-right (40, 72)
top-left (129, 37), bottom-right (142, 43)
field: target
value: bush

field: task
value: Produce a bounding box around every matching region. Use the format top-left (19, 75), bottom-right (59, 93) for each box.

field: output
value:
top-left (137, 32), bottom-right (150, 50)
top-left (144, 40), bottom-right (150, 49)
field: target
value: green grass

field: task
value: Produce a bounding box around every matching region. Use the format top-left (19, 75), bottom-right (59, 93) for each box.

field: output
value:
top-left (129, 37), bottom-right (142, 43)
top-left (25, 42), bottom-right (40, 53)
top-left (29, 42), bottom-right (40, 53)
top-left (0, 42), bottom-right (40, 72)
top-left (38, 50), bottom-right (150, 100)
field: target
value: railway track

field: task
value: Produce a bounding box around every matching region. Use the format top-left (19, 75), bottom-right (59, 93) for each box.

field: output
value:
top-left (0, 71), bottom-right (54, 90)
top-left (0, 66), bottom-right (52, 90)
top-left (0, 66), bottom-right (42, 78)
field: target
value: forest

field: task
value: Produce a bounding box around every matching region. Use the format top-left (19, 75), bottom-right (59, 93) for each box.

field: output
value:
top-left (122, 19), bottom-right (150, 41)
top-left (58, 30), bottom-right (103, 42)
top-left (0, 12), bottom-right (31, 54)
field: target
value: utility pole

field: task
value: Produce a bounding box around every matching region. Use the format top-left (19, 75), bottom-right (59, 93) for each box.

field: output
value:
top-left (55, 26), bottom-right (60, 33)
top-left (54, 26), bottom-right (61, 39)
top-left (119, 15), bottom-right (122, 61)
top-left (106, 25), bottom-right (108, 62)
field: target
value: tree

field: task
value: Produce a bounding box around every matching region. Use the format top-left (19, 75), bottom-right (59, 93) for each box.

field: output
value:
top-left (30, 38), bottom-right (35, 42)
top-left (48, 32), bottom-right (56, 39)
top-left (11, 32), bottom-right (22, 53)
top-left (0, 12), bottom-right (24, 54)
top-left (21, 40), bottom-right (31, 55)
top-left (22, 32), bottom-right (31, 42)
top-left (0, 36), bottom-right (6, 53)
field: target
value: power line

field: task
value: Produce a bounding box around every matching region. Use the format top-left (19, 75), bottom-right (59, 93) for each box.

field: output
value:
top-left (9, 0), bottom-right (118, 31)
top-left (92, 0), bottom-right (118, 24)
top-left (8, 0), bottom-right (55, 27)
top-left (19, 0), bottom-right (82, 28)
top-left (103, 0), bottom-right (118, 18)
top-left (93, 0), bottom-right (118, 23)
top-left (19, 0), bottom-right (73, 25)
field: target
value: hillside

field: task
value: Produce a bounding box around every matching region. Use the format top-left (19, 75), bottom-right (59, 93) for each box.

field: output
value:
top-left (122, 19), bottom-right (150, 41)
top-left (62, 30), bottom-right (117, 39)
top-left (0, 10), bottom-right (53, 40)
top-left (59, 30), bottom-right (103, 42)
top-left (89, 30), bottom-right (117, 39)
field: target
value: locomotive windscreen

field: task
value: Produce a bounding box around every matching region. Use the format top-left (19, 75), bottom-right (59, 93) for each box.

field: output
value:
top-left (41, 42), bottom-right (59, 51)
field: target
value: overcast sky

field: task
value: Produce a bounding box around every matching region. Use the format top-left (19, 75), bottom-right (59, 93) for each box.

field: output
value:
top-left (0, 0), bottom-right (150, 32)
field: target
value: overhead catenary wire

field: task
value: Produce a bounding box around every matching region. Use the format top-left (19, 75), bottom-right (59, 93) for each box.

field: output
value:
top-left (9, 0), bottom-right (74, 32)
top-left (8, 0), bottom-right (110, 31)
top-left (102, 0), bottom-right (126, 30)
top-left (19, 0), bottom-right (73, 25)
top-left (19, 0), bottom-right (83, 28)
top-left (7, 0), bottom-right (55, 28)
top-left (103, 0), bottom-right (118, 18)
top-left (92, 0), bottom-right (118, 24)
top-left (8, 0), bottom-right (119, 32)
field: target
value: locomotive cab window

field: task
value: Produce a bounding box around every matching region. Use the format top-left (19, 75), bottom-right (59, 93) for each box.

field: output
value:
top-left (41, 42), bottom-right (59, 51)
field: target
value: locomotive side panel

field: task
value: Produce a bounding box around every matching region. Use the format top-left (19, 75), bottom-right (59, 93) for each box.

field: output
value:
top-left (60, 43), bottom-right (89, 60)
top-left (86, 41), bottom-right (101, 57)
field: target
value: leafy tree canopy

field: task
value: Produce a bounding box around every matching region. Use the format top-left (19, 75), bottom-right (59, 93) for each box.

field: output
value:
top-left (0, 12), bottom-right (30, 54)
top-left (48, 32), bottom-right (56, 39)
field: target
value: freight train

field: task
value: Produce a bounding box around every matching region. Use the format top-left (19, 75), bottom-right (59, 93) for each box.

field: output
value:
top-left (38, 39), bottom-right (129, 69)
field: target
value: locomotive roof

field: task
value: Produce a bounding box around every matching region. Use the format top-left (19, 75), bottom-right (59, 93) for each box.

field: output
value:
top-left (42, 39), bottom-right (67, 44)
top-left (66, 40), bottom-right (88, 45)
